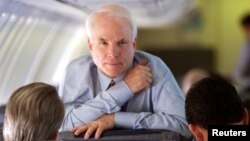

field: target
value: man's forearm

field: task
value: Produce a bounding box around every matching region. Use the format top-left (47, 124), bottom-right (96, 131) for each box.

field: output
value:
top-left (60, 82), bottom-right (133, 131)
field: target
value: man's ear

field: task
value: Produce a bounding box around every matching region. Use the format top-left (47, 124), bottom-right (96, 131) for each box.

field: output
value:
top-left (133, 38), bottom-right (137, 49)
top-left (242, 108), bottom-right (249, 125)
top-left (51, 132), bottom-right (58, 140)
top-left (188, 124), bottom-right (205, 141)
top-left (87, 38), bottom-right (92, 50)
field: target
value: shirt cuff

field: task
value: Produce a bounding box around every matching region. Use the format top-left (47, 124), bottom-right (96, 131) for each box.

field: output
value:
top-left (115, 112), bottom-right (137, 128)
top-left (106, 81), bottom-right (134, 106)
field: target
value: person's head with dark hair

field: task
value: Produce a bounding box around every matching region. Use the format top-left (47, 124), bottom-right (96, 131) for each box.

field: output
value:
top-left (185, 77), bottom-right (249, 141)
top-left (242, 97), bottom-right (250, 125)
top-left (241, 13), bottom-right (250, 26)
top-left (240, 13), bottom-right (250, 39)
top-left (3, 82), bottom-right (65, 141)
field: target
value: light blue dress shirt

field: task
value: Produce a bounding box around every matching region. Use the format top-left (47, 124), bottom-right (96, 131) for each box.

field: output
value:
top-left (59, 50), bottom-right (191, 138)
top-left (233, 41), bottom-right (250, 89)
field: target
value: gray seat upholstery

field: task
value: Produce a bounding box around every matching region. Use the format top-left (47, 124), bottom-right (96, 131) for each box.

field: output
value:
top-left (58, 129), bottom-right (192, 141)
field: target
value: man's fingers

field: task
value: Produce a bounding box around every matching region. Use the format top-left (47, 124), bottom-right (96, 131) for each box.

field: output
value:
top-left (71, 127), bottom-right (77, 132)
top-left (95, 127), bottom-right (105, 139)
top-left (146, 75), bottom-right (153, 83)
top-left (145, 68), bottom-right (152, 83)
top-left (142, 65), bottom-right (151, 72)
top-left (139, 59), bottom-right (148, 66)
top-left (84, 125), bottom-right (97, 139)
top-left (74, 126), bottom-right (88, 136)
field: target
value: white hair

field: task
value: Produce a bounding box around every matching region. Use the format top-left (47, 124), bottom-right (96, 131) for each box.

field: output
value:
top-left (85, 3), bottom-right (137, 40)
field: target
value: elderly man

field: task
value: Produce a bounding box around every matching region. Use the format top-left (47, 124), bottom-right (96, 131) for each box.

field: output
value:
top-left (59, 3), bottom-right (191, 139)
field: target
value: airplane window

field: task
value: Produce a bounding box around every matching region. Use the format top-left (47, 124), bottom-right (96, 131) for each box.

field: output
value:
top-left (0, 0), bottom-right (87, 105)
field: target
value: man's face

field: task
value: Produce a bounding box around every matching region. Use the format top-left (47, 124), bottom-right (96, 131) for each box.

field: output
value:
top-left (88, 14), bottom-right (136, 78)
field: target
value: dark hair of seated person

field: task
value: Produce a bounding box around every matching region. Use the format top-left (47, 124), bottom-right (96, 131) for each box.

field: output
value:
top-left (241, 13), bottom-right (250, 27)
top-left (185, 77), bottom-right (247, 129)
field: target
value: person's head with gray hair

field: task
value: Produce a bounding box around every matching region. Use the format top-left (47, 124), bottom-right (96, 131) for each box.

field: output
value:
top-left (3, 82), bottom-right (65, 141)
top-left (85, 3), bottom-right (137, 41)
top-left (85, 3), bottom-right (138, 78)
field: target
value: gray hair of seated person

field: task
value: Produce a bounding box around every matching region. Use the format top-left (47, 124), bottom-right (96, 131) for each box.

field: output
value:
top-left (3, 82), bottom-right (65, 141)
top-left (85, 3), bottom-right (137, 41)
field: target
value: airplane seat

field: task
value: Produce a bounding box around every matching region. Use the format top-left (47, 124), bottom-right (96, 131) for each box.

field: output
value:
top-left (58, 129), bottom-right (192, 141)
top-left (0, 105), bottom-right (4, 141)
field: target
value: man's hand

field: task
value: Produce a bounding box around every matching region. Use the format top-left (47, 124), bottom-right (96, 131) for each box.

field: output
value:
top-left (124, 59), bottom-right (153, 94)
top-left (72, 114), bottom-right (115, 139)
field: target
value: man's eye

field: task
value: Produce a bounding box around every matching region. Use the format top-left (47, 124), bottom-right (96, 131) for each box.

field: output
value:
top-left (118, 41), bottom-right (127, 46)
top-left (99, 41), bottom-right (107, 45)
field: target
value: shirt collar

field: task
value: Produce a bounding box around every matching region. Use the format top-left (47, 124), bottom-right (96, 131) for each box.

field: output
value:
top-left (97, 69), bottom-right (127, 91)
